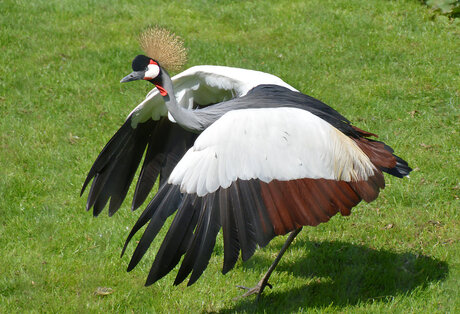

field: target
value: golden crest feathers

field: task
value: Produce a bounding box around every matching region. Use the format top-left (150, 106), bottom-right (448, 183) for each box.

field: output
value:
top-left (139, 27), bottom-right (187, 72)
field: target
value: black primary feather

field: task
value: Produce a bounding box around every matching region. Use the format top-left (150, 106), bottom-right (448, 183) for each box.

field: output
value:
top-left (238, 180), bottom-right (275, 247)
top-left (229, 182), bottom-right (257, 262)
top-left (82, 116), bottom-right (154, 216)
top-left (188, 193), bottom-right (221, 286)
top-left (82, 115), bottom-right (197, 216)
top-left (131, 117), bottom-right (197, 210)
top-left (145, 194), bottom-right (200, 285)
top-left (219, 187), bottom-right (240, 274)
top-left (173, 197), bottom-right (210, 285)
top-left (121, 182), bottom-right (174, 257)
top-left (81, 118), bottom-right (133, 196)
top-left (126, 185), bottom-right (181, 271)
top-left (131, 119), bottom-right (170, 211)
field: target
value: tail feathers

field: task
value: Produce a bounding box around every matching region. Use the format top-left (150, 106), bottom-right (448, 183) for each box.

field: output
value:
top-left (372, 139), bottom-right (412, 177)
top-left (381, 154), bottom-right (412, 178)
top-left (352, 137), bottom-right (412, 179)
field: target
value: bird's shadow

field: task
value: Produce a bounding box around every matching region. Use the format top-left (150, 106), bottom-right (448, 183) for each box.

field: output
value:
top-left (219, 239), bottom-right (448, 312)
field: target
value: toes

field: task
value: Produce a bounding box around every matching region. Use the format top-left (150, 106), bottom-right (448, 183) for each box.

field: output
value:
top-left (242, 289), bottom-right (257, 298)
top-left (235, 280), bottom-right (273, 300)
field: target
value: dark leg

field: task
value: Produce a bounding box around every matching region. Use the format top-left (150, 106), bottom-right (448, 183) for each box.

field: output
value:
top-left (235, 227), bottom-right (303, 300)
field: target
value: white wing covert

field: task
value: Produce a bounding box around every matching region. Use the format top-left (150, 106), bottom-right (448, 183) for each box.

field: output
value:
top-left (168, 107), bottom-right (377, 197)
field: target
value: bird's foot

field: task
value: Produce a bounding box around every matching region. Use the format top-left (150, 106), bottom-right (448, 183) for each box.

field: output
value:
top-left (234, 278), bottom-right (273, 301)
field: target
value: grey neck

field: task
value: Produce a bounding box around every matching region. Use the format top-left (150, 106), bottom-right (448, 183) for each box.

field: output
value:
top-left (153, 69), bottom-right (205, 133)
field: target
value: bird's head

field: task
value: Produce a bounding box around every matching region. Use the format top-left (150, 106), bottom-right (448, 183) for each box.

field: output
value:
top-left (119, 27), bottom-right (186, 97)
top-left (120, 55), bottom-right (161, 83)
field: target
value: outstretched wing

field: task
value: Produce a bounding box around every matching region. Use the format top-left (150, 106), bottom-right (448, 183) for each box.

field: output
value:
top-left (81, 116), bottom-right (197, 216)
top-left (82, 66), bottom-right (297, 216)
top-left (124, 107), bottom-right (404, 287)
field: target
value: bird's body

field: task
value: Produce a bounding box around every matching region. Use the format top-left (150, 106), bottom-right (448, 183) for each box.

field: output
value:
top-left (82, 54), bottom-right (411, 298)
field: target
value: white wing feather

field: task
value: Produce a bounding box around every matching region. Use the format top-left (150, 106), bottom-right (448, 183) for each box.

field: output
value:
top-left (128, 65), bottom-right (298, 127)
top-left (168, 107), bottom-right (377, 197)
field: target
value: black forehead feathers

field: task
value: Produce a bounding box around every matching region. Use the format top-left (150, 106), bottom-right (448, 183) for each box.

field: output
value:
top-left (131, 55), bottom-right (151, 71)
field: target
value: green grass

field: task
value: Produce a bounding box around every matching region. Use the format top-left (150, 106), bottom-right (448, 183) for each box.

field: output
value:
top-left (1, 0), bottom-right (458, 312)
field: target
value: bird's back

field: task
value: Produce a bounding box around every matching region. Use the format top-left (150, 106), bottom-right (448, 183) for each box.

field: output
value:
top-left (194, 84), bottom-right (356, 136)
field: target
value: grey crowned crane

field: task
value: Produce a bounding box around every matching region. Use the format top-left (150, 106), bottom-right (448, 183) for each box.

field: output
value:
top-left (81, 28), bottom-right (412, 299)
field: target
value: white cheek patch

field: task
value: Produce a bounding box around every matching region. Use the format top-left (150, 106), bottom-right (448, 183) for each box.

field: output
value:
top-left (144, 64), bottom-right (160, 80)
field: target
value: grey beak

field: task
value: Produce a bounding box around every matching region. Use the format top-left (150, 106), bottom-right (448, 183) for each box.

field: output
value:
top-left (120, 71), bottom-right (145, 83)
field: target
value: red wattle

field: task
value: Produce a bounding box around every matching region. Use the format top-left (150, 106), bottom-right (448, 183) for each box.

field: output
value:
top-left (155, 84), bottom-right (168, 96)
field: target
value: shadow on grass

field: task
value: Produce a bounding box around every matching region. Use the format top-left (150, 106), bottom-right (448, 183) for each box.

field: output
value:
top-left (220, 239), bottom-right (448, 312)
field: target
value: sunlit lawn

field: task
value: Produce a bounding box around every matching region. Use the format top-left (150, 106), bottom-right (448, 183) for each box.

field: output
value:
top-left (0, 0), bottom-right (458, 312)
